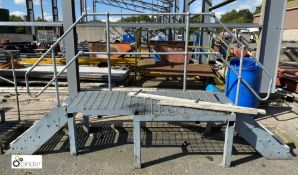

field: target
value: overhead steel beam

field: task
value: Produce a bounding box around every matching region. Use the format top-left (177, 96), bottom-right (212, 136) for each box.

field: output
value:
top-left (209, 0), bottom-right (236, 11)
top-left (0, 21), bottom-right (261, 28)
top-left (0, 22), bottom-right (63, 27)
top-left (257, 0), bottom-right (287, 93)
top-left (96, 0), bottom-right (144, 13)
top-left (77, 22), bottom-right (261, 28)
top-left (61, 0), bottom-right (80, 96)
top-left (96, 0), bottom-right (167, 12)
top-left (188, 0), bottom-right (196, 5)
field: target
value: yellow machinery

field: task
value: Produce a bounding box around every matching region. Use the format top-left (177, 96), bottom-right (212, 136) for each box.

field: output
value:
top-left (17, 57), bottom-right (138, 66)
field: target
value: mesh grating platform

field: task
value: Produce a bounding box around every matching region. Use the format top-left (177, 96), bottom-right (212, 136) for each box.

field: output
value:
top-left (65, 90), bottom-right (232, 116)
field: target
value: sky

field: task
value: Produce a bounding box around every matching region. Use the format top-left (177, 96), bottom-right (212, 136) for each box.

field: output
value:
top-left (0, 0), bottom-right (262, 22)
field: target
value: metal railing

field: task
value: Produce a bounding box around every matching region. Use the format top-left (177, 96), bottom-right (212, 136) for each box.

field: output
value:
top-left (211, 13), bottom-right (273, 103)
top-left (24, 12), bottom-right (274, 107)
top-left (24, 12), bottom-right (219, 106)
top-left (0, 48), bottom-right (21, 122)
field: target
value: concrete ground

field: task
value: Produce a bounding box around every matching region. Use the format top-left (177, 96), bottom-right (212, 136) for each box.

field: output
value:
top-left (0, 87), bottom-right (298, 175)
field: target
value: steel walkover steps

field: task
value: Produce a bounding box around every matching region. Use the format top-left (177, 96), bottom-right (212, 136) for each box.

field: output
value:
top-left (5, 90), bottom-right (294, 161)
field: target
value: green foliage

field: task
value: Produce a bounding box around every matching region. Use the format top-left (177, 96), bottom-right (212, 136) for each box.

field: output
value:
top-left (9, 15), bottom-right (24, 22)
top-left (254, 5), bottom-right (262, 14)
top-left (9, 15), bottom-right (25, 33)
top-left (120, 15), bottom-right (154, 22)
top-left (36, 17), bottom-right (52, 30)
top-left (220, 9), bottom-right (253, 23)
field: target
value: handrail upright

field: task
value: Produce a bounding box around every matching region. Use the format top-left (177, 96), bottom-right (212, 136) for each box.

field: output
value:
top-left (0, 48), bottom-right (21, 122)
top-left (183, 12), bottom-right (190, 91)
top-left (51, 49), bottom-right (60, 106)
top-left (106, 12), bottom-right (112, 91)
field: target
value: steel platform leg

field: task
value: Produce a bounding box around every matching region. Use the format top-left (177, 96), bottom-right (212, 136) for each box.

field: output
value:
top-left (68, 113), bottom-right (78, 155)
top-left (222, 121), bottom-right (235, 167)
top-left (0, 110), bottom-right (5, 123)
top-left (205, 122), bottom-right (213, 134)
top-left (134, 121), bottom-right (141, 169)
top-left (82, 115), bottom-right (90, 133)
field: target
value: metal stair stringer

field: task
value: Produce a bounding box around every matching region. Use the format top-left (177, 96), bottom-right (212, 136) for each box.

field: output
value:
top-left (235, 115), bottom-right (294, 159)
top-left (5, 107), bottom-right (67, 155)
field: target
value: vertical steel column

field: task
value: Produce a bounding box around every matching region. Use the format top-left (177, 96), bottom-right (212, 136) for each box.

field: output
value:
top-left (93, 0), bottom-right (97, 21)
top-left (61, 0), bottom-right (80, 97)
top-left (26, 0), bottom-right (35, 39)
top-left (173, 0), bottom-right (179, 40)
top-left (257, 0), bottom-right (287, 93)
top-left (134, 121), bottom-right (141, 169)
top-left (168, 1), bottom-right (173, 40)
top-left (199, 0), bottom-right (212, 64)
top-left (222, 121), bottom-right (235, 167)
top-left (51, 49), bottom-right (60, 106)
top-left (80, 0), bottom-right (87, 22)
top-left (183, 12), bottom-right (190, 91)
top-left (106, 13), bottom-right (112, 91)
top-left (51, 0), bottom-right (59, 36)
top-left (182, 0), bottom-right (190, 40)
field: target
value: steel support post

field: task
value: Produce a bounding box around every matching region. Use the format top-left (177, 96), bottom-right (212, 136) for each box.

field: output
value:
top-left (82, 115), bottom-right (90, 133)
top-left (257, 0), bottom-right (287, 93)
top-left (51, 0), bottom-right (59, 36)
top-left (167, 1), bottom-right (173, 41)
top-left (80, 0), bottom-right (87, 22)
top-left (61, 0), bottom-right (80, 97)
top-left (67, 113), bottom-right (78, 155)
top-left (173, 0), bottom-right (179, 40)
top-left (182, 0), bottom-right (190, 39)
top-left (134, 121), bottom-right (141, 169)
top-left (26, 0), bottom-right (36, 39)
top-left (199, 0), bottom-right (212, 64)
top-left (93, 0), bottom-right (97, 21)
top-left (222, 121), bottom-right (235, 167)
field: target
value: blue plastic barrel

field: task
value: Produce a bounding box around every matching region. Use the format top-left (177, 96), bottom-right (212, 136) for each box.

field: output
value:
top-left (206, 84), bottom-right (221, 92)
top-left (225, 57), bottom-right (260, 108)
top-left (123, 34), bottom-right (135, 43)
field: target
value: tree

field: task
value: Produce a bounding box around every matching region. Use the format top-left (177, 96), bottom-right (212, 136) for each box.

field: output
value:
top-left (220, 9), bottom-right (253, 23)
top-left (254, 5), bottom-right (262, 14)
top-left (120, 15), bottom-right (154, 22)
top-left (9, 15), bottom-right (25, 33)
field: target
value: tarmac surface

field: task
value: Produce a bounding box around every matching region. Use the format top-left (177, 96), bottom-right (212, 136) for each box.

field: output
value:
top-left (0, 88), bottom-right (298, 175)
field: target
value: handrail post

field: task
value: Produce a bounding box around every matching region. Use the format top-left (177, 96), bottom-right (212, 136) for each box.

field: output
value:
top-left (106, 12), bottom-right (112, 91)
top-left (183, 12), bottom-right (190, 91)
top-left (51, 48), bottom-right (60, 106)
top-left (235, 46), bottom-right (245, 105)
top-left (25, 12), bottom-right (87, 98)
top-left (0, 48), bottom-right (21, 122)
